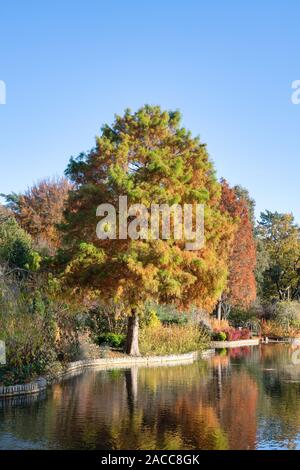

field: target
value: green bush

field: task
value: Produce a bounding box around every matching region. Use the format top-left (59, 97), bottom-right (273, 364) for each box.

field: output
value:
top-left (144, 302), bottom-right (188, 325)
top-left (229, 306), bottom-right (257, 324)
top-left (212, 331), bottom-right (227, 341)
top-left (0, 215), bottom-right (40, 270)
top-left (97, 332), bottom-right (126, 348)
top-left (273, 301), bottom-right (300, 329)
top-left (143, 309), bottom-right (161, 328)
top-left (228, 305), bottom-right (262, 335)
top-left (86, 301), bottom-right (127, 337)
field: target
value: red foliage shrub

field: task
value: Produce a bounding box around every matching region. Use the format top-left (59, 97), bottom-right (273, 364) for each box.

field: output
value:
top-left (212, 324), bottom-right (251, 342)
top-left (226, 327), bottom-right (251, 341)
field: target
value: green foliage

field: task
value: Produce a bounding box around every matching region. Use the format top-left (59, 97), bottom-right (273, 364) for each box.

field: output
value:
top-left (148, 303), bottom-right (189, 325)
top-left (144, 303), bottom-right (212, 336)
top-left (228, 305), bottom-right (261, 332)
top-left (139, 323), bottom-right (209, 356)
top-left (62, 105), bottom-right (235, 317)
top-left (273, 301), bottom-right (300, 329)
top-left (86, 301), bottom-right (127, 337)
top-left (212, 331), bottom-right (227, 341)
top-left (0, 214), bottom-right (41, 270)
top-left (255, 238), bottom-right (270, 296)
top-left (97, 332), bottom-right (126, 348)
top-left (257, 211), bottom-right (300, 300)
top-left (0, 271), bottom-right (79, 385)
top-left (0, 215), bottom-right (31, 268)
top-left (65, 242), bottom-right (106, 276)
top-left (26, 250), bottom-right (42, 271)
top-left (145, 309), bottom-right (161, 329)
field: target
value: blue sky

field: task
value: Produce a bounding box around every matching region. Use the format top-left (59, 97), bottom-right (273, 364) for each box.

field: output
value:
top-left (0, 1), bottom-right (300, 221)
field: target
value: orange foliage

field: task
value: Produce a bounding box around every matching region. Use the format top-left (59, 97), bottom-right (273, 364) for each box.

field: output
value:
top-left (220, 179), bottom-right (256, 308)
top-left (12, 177), bottom-right (71, 254)
top-left (210, 318), bottom-right (230, 331)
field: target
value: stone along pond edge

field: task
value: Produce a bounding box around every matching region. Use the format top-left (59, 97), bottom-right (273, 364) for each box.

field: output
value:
top-left (0, 349), bottom-right (216, 398)
top-left (211, 338), bottom-right (260, 349)
top-left (0, 339), bottom-right (266, 398)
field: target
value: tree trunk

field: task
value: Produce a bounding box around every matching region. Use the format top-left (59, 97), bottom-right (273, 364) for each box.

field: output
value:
top-left (126, 308), bottom-right (140, 356)
top-left (125, 367), bottom-right (138, 415)
top-left (217, 300), bottom-right (222, 321)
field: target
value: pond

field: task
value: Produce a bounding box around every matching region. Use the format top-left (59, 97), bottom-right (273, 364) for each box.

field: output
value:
top-left (1, 344), bottom-right (300, 450)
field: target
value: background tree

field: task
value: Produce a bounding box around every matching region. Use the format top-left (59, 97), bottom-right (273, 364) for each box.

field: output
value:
top-left (0, 211), bottom-right (40, 270)
top-left (254, 238), bottom-right (270, 298)
top-left (0, 203), bottom-right (11, 218)
top-left (61, 106), bottom-right (235, 355)
top-left (231, 185), bottom-right (270, 298)
top-left (219, 179), bottom-right (256, 315)
top-left (257, 211), bottom-right (300, 300)
top-left (233, 184), bottom-right (256, 228)
top-left (3, 177), bottom-right (71, 255)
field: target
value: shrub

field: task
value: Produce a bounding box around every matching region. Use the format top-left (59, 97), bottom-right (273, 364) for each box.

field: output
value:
top-left (258, 301), bottom-right (300, 339)
top-left (144, 303), bottom-right (212, 333)
top-left (139, 324), bottom-right (209, 356)
top-left (261, 319), bottom-right (300, 338)
top-left (273, 301), bottom-right (300, 329)
top-left (226, 328), bottom-right (251, 341)
top-left (229, 306), bottom-right (257, 324)
top-left (0, 270), bottom-right (79, 385)
top-left (212, 326), bottom-right (251, 342)
top-left (144, 309), bottom-right (161, 329)
top-left (152, 303), bottom-right (188, 325)
top-left (212, 331), bottom-right (227, 341)
top-left (0, 215), bottom-right (40, 270)
top-left (86, 301), bottom-right (127, 338)
top-left (97, 332), bottom-right (126, 348)
top-left (240, 328), bottom-right (251, 339)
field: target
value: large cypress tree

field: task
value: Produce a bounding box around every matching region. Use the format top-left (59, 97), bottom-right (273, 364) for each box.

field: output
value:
top-left (61, 106), bottom-right (234, 355)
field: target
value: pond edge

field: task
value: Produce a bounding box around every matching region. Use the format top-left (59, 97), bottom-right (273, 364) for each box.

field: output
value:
top-left (0, 348), bottom-right (215, 398)
top-left (211, 338), bottom-right (260, 348)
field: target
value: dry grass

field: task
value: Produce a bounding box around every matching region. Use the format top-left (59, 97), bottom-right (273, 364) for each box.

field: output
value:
top-left (210, 318), bottom-right (230, 331)
top-left (139, 324), bottom-right (209, 356)
top-left (261, 320), bottom-right (300, 338)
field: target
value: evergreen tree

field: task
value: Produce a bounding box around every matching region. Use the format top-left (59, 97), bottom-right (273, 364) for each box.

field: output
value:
top-left (257, 211), bottom-right (300, 300)
top-left (61, 106), bottom-right (235, 354)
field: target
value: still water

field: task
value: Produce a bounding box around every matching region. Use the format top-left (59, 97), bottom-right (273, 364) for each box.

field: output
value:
top-left (1, 344), bottom-right (300, 450)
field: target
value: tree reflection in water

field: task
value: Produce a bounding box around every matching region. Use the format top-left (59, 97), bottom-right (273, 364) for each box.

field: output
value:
top-left (1, 345), bottom-right (300, 449)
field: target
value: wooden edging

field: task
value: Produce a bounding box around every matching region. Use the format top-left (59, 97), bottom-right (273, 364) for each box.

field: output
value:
top-left (211, 338), bottom-right (260, 349)
top-left (0, 348), bottom-right (215, 398)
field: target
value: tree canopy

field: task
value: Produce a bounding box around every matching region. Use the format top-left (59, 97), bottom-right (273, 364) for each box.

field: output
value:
top-left (61, 106), bottom-right (235, 353)
top-left (0, 211), bottom-right (40, 270)
top-left (3, 177), bottom-right (71, 255)
top-left (257, 211), bottom-right (300, 301)
top-left (220, 179), bottom-right (256, 310)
